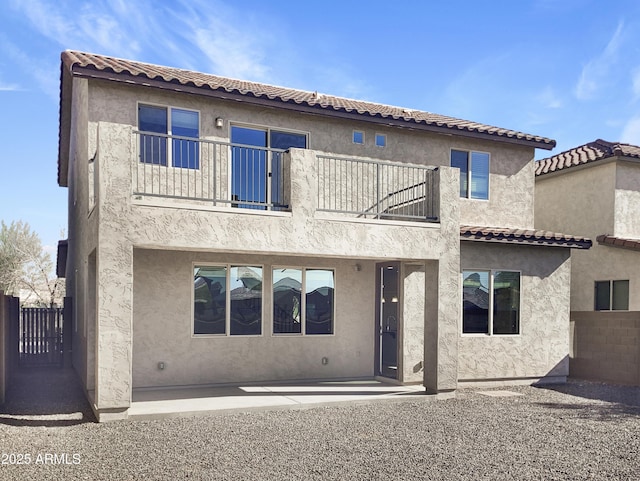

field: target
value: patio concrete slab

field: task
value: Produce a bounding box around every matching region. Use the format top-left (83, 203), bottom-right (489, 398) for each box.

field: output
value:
top-left (128, 380), bottom-right (432, 420)
top-left (476, 390), bottom-right (523, 398)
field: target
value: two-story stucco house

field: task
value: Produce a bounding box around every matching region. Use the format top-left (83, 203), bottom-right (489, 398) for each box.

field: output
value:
top-left (57, 50), bottom-right (590, 421)
top-left (535, 140), bottom-right (640, 385)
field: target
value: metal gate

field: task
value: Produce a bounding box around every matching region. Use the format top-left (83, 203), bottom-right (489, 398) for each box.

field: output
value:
top-left (19, 307), bottom-right (64, 367)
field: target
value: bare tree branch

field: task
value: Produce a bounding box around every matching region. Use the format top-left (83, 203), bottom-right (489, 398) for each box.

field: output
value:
top-left (0, 220), bottom-right (65, 306)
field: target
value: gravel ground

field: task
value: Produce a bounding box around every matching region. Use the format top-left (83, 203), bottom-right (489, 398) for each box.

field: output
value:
top-left (1, 369), bottom-right (639, 481)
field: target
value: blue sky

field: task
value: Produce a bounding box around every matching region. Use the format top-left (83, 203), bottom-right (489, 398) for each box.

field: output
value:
top-left (1, 0), bottom-right (640, 252)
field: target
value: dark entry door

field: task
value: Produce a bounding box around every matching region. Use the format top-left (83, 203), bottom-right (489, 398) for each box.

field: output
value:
top-left (377, 263), bottom-right (399, 379)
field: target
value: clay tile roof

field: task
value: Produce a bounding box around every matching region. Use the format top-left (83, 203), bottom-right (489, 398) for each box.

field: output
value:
top-left (60, 50), bottom-right (555, 149)
top-left (460, 226), bottom-right (592, 249)
top-left (596, 235), bottom-right (640, 251)
top-left (535, 139), bottom-right (640, 176)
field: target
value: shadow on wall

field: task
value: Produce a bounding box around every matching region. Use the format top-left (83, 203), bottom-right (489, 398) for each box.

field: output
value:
top-left (570, 311), bottom-right (640, 387)
top-left (0, 367), bottom-right (96, 427)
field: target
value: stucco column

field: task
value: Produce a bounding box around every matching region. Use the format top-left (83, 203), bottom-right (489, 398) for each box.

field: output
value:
top-left (287, 148), bottom-right (317, 220)
top-left (402, 264), bottom-right (426, 383)
top-left (424, 166), bottom-right (460, 392)
top-left (94, 122), bottom-right (134, 418)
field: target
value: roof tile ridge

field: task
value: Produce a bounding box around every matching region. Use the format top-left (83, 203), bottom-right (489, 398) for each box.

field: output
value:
top-left (61, 50), bottom-right (555, 146)
top-left (590, 139), bottom-right (615, 156)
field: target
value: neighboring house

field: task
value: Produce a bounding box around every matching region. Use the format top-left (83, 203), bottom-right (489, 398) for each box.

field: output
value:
top-left (535, 139), bottom-right (640, 385)
top-left (57, 50), bottom-right (590, 421)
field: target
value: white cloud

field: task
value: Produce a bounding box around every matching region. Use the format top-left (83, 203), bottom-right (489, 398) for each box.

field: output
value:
top-left (536, 86), bottom-right (563, 109)
top-left (191, 26), bottom-right (270, 81)
top-left (8, 0), bottom-right (371, 103)
top-left (0, 82), bottom-right (20, 91)
top-left (10, 0), bottom-right (74, 44)
top-left (632, 67), bottom-right (640, 101)
top-left (12, 0), bottom-right (143, 58)
top-left (620, 116), bottom-right (640, 144)
top-left (575, 21), bottom-right (625, 100)
top-left (0, 35), bottom-right (58, 98)
top-left (163, 0), bottom-right (274, 82)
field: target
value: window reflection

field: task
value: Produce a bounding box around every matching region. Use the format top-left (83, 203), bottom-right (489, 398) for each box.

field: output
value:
top-left (305, 269), bottom-right (334, 334)
top-left (230, 266), bottom-right (263, 335)
top-left (273, 268), bottom-right (302, 334)
top-left (194, 266), bottom-right (227, 335)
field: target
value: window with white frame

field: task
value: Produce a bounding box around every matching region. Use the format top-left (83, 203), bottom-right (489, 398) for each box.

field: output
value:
top-left (353, 130), bottom-right (364, 145)
top-left (462, 270), bottom-right (520, 335)
top-left (594, 280), bottom-right (629, 311)
top-left (193, 265), bottom-right (263, 335)
top-left (273, 268), bottom-right (334, 335)
top-left (451, 149), bottom-right (490, 200)
top-left (138, 104), bottom-right (200, 169)
top-left (375, 133), bottom-right (386, 147)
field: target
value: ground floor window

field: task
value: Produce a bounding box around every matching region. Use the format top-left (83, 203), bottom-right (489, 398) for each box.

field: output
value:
top-left (462, 270), bottom-right (520, 335)
top-left (595, 280), bottom-right (629, 311)
top-left (193, 265), bottom-right (263, 335)
top-left (273, 268), bottom-right (334, 335)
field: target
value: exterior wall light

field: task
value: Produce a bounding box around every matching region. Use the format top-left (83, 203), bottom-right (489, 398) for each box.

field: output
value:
top-left (215, 117), bottom-right (224, 128)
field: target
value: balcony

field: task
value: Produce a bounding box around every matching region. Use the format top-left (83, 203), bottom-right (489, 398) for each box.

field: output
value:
top-left (132, 131), bottom-right (439, 222)
top-left (317, 155), bottom-right (439, 222)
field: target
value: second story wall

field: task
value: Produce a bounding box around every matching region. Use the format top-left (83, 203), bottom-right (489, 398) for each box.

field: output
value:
top-left (83, 79), bottom-right (538, 230)
top-left (535, 162), bottom-right (616, 239)
top-left (614, 161), bottom-right (640, 239)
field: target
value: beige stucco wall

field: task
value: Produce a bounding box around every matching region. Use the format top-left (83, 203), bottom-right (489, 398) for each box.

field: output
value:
top-left (65, 73), bottom-right (550, 416)
top-left (458, 242), bottom-right (571, 383)
top-left (65, 76), bottom-right (100, 395)
top-left (401, 264), bottom-right (427, 384)
top-left (535, 161), bottom-right (640, 311)
top-left (570, 311), bottom-right (640, 385)
top-left (86, 80), bottom-right (537, 230)
top-left (569, 246), bottom-right (640, 311)
top-left (133, 250), bottom-right (375, 387)
top-left (614, 161), bottom-right (640, 239)
top-left (535, 162), bottom-right (616, 237)
top-left (78, 119), bottom-right (461, 414)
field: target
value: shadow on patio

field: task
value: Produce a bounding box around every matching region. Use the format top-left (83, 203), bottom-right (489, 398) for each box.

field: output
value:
top-left (533, 378), bottom-right (640, 419)
top-left (129, 380), bottom-right (432, 420)
top-left (0, 367), bottom-right (95, 427)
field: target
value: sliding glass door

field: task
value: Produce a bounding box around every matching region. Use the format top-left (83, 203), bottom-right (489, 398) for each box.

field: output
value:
top-left (230, 126), bottom-right (306, 209)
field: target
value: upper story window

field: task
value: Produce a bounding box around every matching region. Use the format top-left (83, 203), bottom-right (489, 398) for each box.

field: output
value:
top-left (138, 104), bottom-right (200, 169)
top-left (451, 149), bottom-right (489, 200)
top-left (462, 269), bottom-right (520, 335)
top-left (595, 280), bottom-right (629, 311)
top-left (375, 133), bottom-right (386, 147)
top-left (353, 130), bottom-right (364, 145)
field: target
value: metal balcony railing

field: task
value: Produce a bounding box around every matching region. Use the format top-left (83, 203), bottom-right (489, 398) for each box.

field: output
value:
top-left (132, 132), bottom-right (439, 222)
top-left (316, 155), bottom-right (439, 222)
top-left (133, 131), bottom-right (288, 210)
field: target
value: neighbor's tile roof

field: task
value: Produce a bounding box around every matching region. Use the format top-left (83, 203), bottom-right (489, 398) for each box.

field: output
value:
top-left (460, 226), bottom-right (592, 249)
top-left (60, 50), bottom-right (555, 149)
top-left (596, 234), bottom-right (640, 251)
top-left (535, 139), bottom-right (640, 176)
